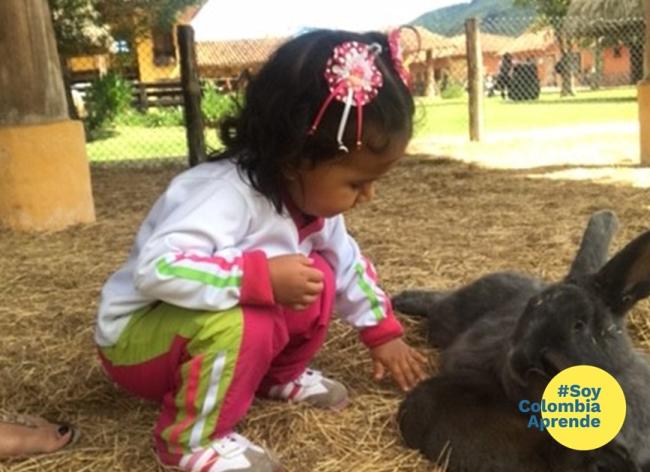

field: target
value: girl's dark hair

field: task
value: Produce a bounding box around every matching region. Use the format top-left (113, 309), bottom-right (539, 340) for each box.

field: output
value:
top-left (212, 29), bottom-right (415, 211)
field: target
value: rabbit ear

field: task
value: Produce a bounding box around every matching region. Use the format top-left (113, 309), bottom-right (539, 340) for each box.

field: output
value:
top-left (594, 230), bottom-right (650, 315)
top-left (567, 210), bottom-right (619, 279)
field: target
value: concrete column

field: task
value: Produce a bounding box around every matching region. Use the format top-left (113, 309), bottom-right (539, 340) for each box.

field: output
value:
top-left (0, 0), bottom-right (95, 230)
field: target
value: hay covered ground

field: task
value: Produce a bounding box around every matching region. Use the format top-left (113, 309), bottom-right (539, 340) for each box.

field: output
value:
top-left (1, 156), bottom-right (649, 472)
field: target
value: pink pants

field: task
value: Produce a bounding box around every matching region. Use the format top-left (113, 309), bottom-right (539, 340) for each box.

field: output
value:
top-left (99, 253), bottom-right (335, 464)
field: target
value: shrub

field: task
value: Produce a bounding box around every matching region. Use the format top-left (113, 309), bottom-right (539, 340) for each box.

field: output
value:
top-left (115, 107), bottom-right (184, 127)
top-left (84, 72), bottom-right (133, 139)
top-left (201, 81), bottom-right (238, 128)
top-left (441, 80), bottom-right (466, 99)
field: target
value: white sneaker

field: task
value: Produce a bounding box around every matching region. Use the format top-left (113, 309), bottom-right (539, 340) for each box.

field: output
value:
top-left (266, 368), bottom-right (349, 410)
top-left (170, 432), bottom-right (280, 472)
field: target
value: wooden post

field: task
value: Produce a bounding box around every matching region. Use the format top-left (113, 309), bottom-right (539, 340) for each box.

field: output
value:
top-left (0, 1), bottom-right (68, 125)
top-left (424, 50), bottom-right (436, 96)
top-left (178, 25), bottom-right (206, 167)
top-left (0, 0), bottom-right (95, 231)
top-left (60, 58), bottom-right (80, 119)
top-left (137, 83), bottom-right (148, 111)
top-left (643, 0), bottom-right (650, 81)
top-left (639, 0), bottom-right (650, 165)
top-left (465, 18), bottom-right (483, 142)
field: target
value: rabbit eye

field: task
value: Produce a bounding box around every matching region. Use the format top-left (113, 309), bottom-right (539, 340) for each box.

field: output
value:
top-left (573, 320), bottom-right (586, 331)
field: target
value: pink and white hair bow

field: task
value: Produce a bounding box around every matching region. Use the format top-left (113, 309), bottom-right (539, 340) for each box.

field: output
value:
top-left (388, 28), bottom-right (409, 88)
top-left (309, 41), bottom-right (383, 152)
top-left (388, 25), bottom-right (420, 88)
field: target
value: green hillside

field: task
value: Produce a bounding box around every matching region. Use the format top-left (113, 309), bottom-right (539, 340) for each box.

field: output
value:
top-left (410, 0), bottom-right (536, 37)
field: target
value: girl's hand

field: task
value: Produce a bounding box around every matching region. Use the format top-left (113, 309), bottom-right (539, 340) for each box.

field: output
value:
top-left (370, 338), bottom-right (428, 392)
top-left (268, 254), bottom-right (324, 310)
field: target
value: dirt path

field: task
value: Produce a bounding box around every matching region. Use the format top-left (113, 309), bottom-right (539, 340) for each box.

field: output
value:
top-left (410, 121), bottom-right (649, 190)
top-left (410, 121), bottom-right (639, 167)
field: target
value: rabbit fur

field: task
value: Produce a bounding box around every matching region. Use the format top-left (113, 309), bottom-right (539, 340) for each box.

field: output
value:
top-left (394, 211), bottom-right (650, 472)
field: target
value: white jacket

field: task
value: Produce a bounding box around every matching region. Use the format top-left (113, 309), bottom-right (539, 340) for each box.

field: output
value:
top-left (95, 159), bottom-right (403, 347)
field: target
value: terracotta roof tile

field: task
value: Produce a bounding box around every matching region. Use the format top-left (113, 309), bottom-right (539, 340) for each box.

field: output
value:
top-left (196, 36), bottom-right (288, 68)
top-left (499, 27), bottom-right (555, 54)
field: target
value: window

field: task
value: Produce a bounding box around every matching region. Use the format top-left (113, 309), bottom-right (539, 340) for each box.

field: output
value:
top-left (113, 39), bottom-right (130, 54)
top-left (152, 28), bottom-right (176, 66)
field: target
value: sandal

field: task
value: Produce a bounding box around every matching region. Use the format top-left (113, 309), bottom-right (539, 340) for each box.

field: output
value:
top-left (0, 411), bottom-right (79, 458)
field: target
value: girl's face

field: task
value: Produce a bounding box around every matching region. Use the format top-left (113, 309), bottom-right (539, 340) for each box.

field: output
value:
top-left (286, 132), bottom-right (409, 218)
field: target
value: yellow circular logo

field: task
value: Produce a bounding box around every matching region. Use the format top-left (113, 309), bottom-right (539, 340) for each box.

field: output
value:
top-left (541, 365), bottom-right (626, 450)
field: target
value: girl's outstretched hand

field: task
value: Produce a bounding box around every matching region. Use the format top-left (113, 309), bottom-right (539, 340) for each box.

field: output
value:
top-left (268, 254), bottom-right (324, 310)
top-left (370, 338), bottom-right (428, 392)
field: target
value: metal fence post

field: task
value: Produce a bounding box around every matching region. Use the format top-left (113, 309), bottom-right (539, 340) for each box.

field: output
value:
top-left (465, 17), bottom-right (484, 142)
top-left (178, 25), bottom-right (206, 167)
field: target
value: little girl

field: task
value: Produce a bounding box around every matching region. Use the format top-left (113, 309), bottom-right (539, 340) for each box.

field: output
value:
top-left (96, 28), bottom-right (427, 472)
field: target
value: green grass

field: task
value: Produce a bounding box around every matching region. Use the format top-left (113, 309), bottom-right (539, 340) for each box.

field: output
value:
top-left (86, 87), bottom-right (638, 161)
top-left (86, 125), bottom-right (222, 162)
top-left (415, 86), bottom-right (638, 137)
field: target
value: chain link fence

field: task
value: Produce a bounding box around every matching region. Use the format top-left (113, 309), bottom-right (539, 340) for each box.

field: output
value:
top-left (480, 15), bottom-right (644, 96)
top-left (60, 14), bottom-right (644, 166)
top-left (63, 27), bottom-right (204, 166)
top-left (64, 35), bottom-right (189, 165)
top-left (63, 27), bottom-right (287, 166)
top-left (410, 15), bottom-right (642, 139)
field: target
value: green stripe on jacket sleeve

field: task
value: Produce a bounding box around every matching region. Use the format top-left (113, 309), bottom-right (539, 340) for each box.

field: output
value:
top-left (156, 258), bottom-right (242, 288)
top-left (354, 262), bottom-right (384, 322)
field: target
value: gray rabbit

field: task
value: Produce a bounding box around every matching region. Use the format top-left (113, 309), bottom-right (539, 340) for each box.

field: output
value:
top-left (393, 211), bottom-right (650, 472)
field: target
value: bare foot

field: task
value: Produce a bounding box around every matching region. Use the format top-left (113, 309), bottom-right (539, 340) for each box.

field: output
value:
top-left (0, 414), bottom-right (77, 458)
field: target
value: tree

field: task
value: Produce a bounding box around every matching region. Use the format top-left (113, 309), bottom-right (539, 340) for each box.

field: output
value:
top-left (513, 0), bottom-right (576, 96)
top-left (93, 0), bottom-right (204, 55)
top-left (49, 0), bottom-right (203, 54)
top-left (48, 0), bottom-right (203, 117)
top-left (49, 0), bottom-right (110, 57)
top-left (569, 0), bottom-right (642, 18)
top-left (568, 0), bottom-right (644, 86)
top-left (48, 0), bottom-right (111, 118)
